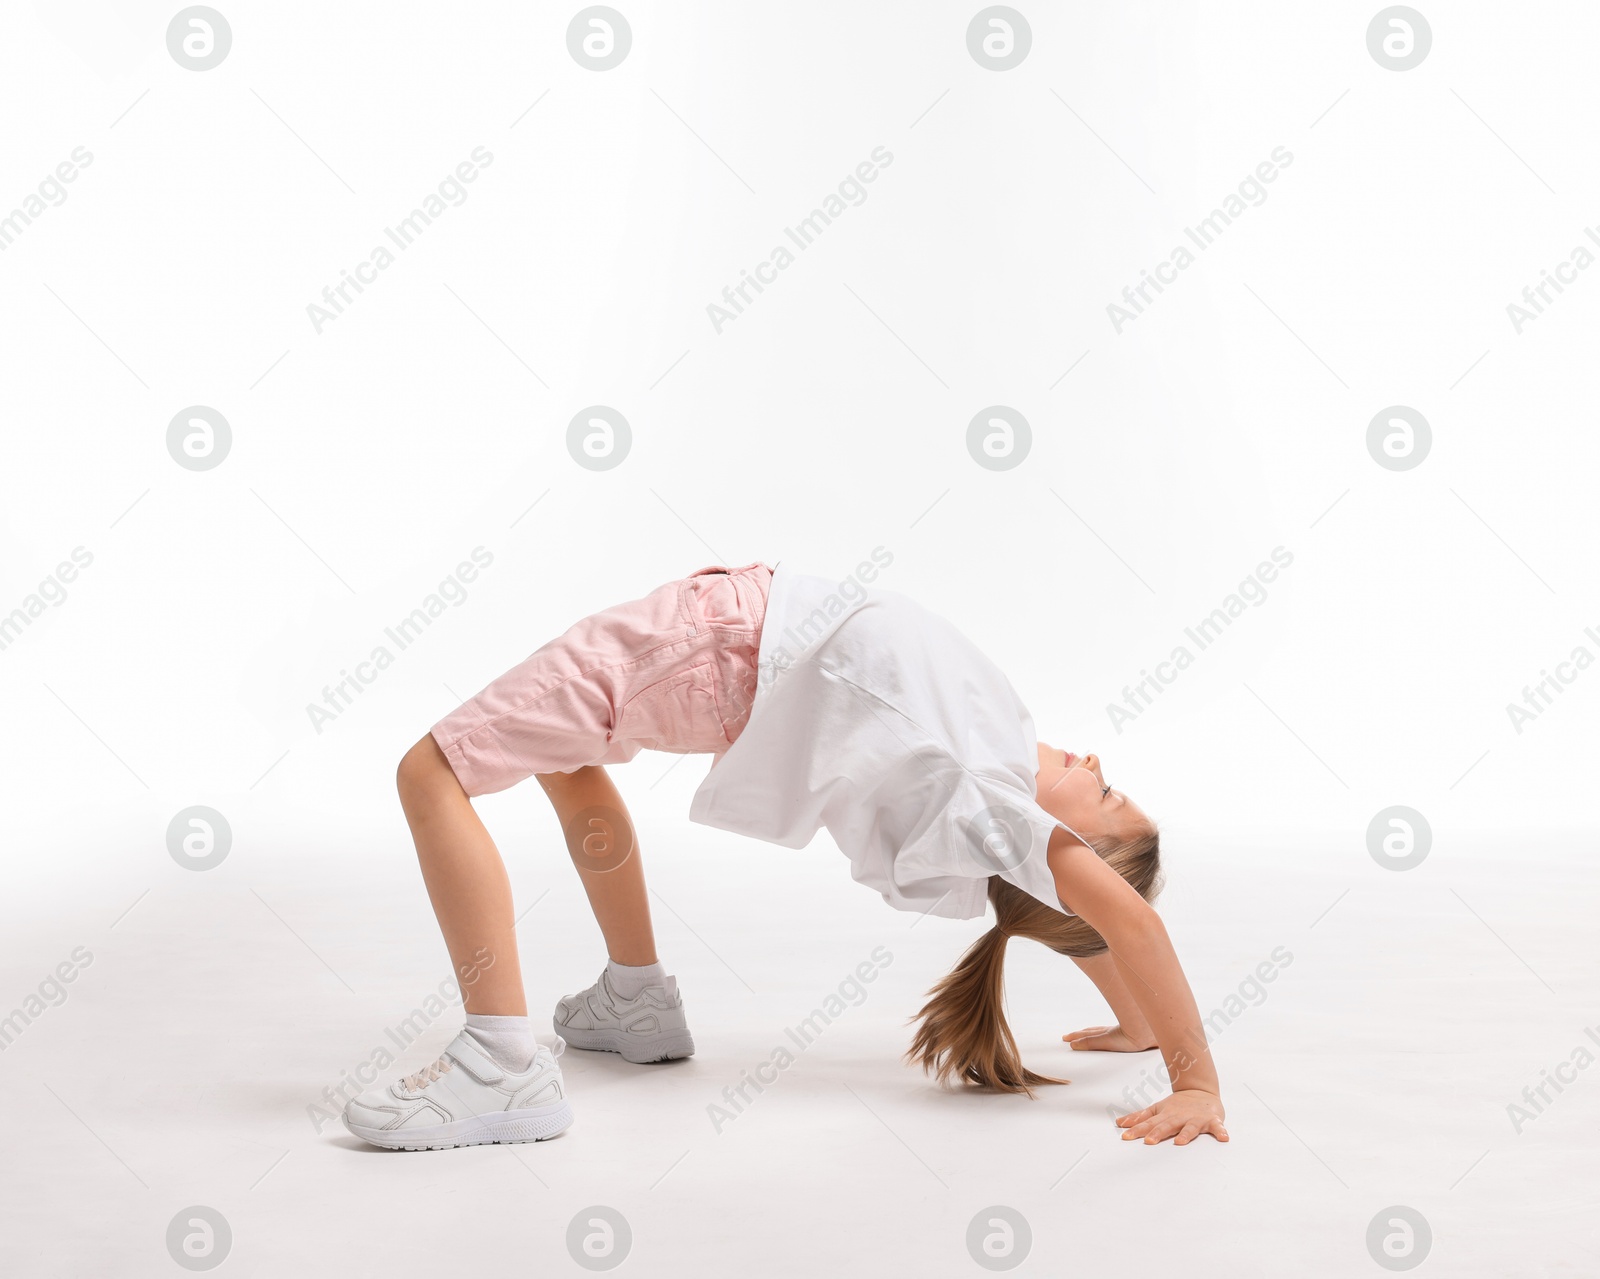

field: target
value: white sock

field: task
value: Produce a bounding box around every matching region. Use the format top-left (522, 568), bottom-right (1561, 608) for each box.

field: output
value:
top-left (462, 1013), bottom-right (536, 1073)
top-left (607, 958), bottom-right (666, 1000)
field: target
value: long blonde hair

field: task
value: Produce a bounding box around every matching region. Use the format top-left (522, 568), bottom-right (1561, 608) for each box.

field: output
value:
top-left (905, 828), bottom-right (1162, 1096)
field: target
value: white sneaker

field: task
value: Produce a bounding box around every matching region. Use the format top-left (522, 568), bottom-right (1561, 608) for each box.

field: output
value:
top-left (554, 968), bottom-right (695, 1063)
top-left (342, 1029), bottom-right (573, 1151)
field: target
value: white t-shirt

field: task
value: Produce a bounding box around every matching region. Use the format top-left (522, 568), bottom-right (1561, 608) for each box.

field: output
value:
top-left (689, 562), bottom-right (1076, 921)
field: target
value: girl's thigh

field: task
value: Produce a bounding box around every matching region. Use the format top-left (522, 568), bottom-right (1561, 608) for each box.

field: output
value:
top-left (430, 562), bottom-right (771, 797)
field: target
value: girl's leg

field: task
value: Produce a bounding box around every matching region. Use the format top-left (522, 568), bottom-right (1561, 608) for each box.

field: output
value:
top-left (541, 761), bottom-right (694, 1063)
top-left (398, 735), bottom-right (661, 1016)
top-left (397, 734), bottom-right (528, 1015)
top-left (535, 764), bottom-right (658, 967)
top-left (342, 734), bottom-right (573, 1152)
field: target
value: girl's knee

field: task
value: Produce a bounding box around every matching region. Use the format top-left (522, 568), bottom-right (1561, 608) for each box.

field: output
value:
top-left (398, 734), bottom-right (453, 800)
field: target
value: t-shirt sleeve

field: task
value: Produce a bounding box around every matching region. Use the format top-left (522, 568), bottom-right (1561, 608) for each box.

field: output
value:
top-left (991, 800), bottom-right (1076, 918)
top-left (886, 761), bottom-right (1077, 919)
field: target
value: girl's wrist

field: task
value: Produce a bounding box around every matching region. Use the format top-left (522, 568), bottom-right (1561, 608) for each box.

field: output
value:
top-left (1121, 1017), bottom-right (1155, 1044)
top-left (1169, 1069), bottom-right (1221, 1095)
top-left (1164, 1047), bottom-right (1219, 1094)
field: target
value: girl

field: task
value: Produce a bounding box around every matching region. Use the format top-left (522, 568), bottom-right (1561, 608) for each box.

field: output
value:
top-left (340, 560), bottom-right (1227, 1151)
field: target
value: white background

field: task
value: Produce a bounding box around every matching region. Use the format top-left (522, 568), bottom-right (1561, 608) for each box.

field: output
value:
top-left (1, 1), bottom-right (1594, 1275)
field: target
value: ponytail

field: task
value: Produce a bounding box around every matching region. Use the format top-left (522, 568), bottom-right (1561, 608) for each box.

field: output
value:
top-left (904, 826), bottom-right (1162, 1096)
top-left (904, 915), bottom-right (1063, 1095)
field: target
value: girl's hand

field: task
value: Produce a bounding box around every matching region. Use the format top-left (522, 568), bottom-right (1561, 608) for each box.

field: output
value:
top-left (1115, 1090), bottom-right (1228, 1145)
top-left (1062, 1024), bottom-right (1157, 1052)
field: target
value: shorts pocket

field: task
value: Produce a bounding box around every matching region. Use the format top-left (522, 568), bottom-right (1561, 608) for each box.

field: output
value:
top-left (683, 565), bottom-right (766, 633)
top-left (616, 660), bottom-right (727, 754)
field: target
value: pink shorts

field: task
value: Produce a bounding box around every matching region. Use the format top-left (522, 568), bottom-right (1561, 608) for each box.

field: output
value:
top-left (431, 562), bottom-right (773, 797)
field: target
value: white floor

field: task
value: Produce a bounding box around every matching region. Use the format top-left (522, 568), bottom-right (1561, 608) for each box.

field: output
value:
top-left (2, 803), bottom-right (1595, 1278)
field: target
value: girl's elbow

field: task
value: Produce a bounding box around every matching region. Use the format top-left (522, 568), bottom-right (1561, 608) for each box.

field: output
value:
top-left (1104, 898), bottom-right (1165, 945)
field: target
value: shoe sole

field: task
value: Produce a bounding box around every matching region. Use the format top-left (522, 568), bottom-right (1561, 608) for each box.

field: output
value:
top-left (343, 1099), bottom-right (574, 1151)
top-left (556, 1024), bottom-right (695, 1064)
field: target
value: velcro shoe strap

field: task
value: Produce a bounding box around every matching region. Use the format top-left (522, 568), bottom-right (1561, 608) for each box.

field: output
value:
top-left (444, 1031), bottom-right (505, 1084)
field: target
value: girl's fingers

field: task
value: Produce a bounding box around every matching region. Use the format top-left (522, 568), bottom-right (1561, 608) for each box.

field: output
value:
top-left (1117, 1105), bottom-right (1230, 1145)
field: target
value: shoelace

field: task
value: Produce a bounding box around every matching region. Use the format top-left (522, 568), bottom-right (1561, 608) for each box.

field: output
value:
top-left (399, 1055), bottom-right (454, 1093)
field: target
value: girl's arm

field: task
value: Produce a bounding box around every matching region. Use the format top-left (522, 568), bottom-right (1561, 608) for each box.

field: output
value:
top-left (1046, 827), bottom-right (1229, 1145)
top-left (1064, 952), bottom-right (1157, 1051)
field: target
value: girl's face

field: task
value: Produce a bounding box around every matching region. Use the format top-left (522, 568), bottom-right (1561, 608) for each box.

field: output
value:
top-left (1033, 742), bottom-right (1150, 845)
